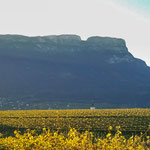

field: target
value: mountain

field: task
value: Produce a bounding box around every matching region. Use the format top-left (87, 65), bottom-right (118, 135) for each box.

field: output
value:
top-left (0, 34), bottom-right (150, 109)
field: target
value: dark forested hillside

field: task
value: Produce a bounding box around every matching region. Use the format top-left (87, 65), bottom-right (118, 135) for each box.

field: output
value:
top-left (0, 34), bottom-right (150, 109)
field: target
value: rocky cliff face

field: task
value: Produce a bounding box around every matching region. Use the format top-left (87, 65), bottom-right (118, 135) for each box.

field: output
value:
top-left (0, 34), bottom-right (150, 108)
top-left (0, 34), bottom-right (127, 52)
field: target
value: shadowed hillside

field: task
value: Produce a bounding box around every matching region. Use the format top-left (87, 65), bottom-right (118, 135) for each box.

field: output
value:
top-left (0, 34), bottom-right (150, 109)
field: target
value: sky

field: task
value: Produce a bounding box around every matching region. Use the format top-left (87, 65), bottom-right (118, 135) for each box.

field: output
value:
top-left (0, 0), bottom-right (150, 65)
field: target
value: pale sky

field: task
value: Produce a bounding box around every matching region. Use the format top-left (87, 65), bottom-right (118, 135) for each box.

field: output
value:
top-left (0, 0), bottom-right (150, 66)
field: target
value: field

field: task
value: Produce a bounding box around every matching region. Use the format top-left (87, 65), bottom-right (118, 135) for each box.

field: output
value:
top-left (1, 109), bottom-right (150, 149)
top-left (0, 109), bottom-right (150, 135)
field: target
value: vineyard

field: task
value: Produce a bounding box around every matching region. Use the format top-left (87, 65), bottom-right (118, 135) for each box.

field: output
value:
top-left (1, 109), bottom-right (150, 149)
top-left (0, 109), bottom-right (150, 135)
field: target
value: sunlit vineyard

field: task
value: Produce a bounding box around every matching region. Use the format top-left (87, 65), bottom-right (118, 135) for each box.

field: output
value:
top-left (1, 109), bottom-right (150, 149)
top-left (0, 109), bottom-right (150, 132)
